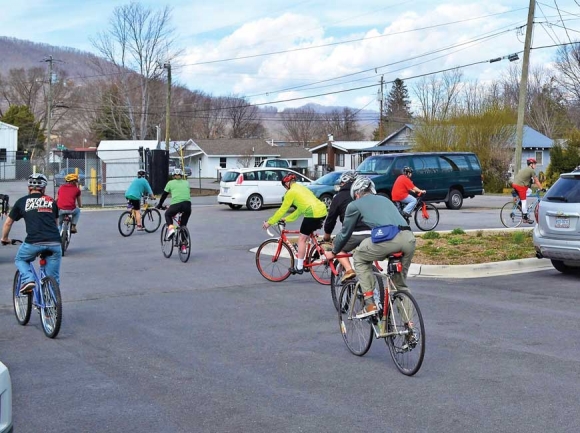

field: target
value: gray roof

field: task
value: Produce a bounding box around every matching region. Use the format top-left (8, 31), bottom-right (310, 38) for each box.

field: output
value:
top-left (192, 139), bottom-right (312, 159)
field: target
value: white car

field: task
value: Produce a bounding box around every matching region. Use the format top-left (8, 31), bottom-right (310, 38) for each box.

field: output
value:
top-left (0, 362), bottom-right (12, 433)
top-left (218, 167), bottom-right (312, 210)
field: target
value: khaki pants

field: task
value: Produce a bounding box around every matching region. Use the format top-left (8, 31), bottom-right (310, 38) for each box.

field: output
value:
top-left (353, 230), bottom-right (416, 294)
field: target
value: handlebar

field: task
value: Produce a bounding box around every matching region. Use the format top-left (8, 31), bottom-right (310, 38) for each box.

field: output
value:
top-left (2, 239), bottom-right (22, 245)
top-left (265, 220), bottom-right (286, 237)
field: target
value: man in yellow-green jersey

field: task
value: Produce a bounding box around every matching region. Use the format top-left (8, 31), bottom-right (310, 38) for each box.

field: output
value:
top-left (262, 173), bottom-right (327, 274)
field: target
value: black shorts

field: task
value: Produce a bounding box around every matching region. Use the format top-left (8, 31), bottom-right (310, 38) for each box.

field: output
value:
top-left (300, 217), bottom-right (325, 236)
top-left (128, 199), bottom-right (140, 210)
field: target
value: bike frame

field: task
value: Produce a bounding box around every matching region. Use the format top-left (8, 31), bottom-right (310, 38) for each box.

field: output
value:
top-left (15, 259), bottom-right (50, 310)
top-left (267, 223), bottom-right (326, 271)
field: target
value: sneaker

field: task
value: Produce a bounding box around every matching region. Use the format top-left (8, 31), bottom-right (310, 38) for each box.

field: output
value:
top-left (136, 225), bottom-right (145, 231)
top-left (70, 225), bottom-right (77, 234)
top-left (522, 215), bottom-right (534, 224)
top-left (20, 281), bottom-right (35, 294)
top-left (355, 302), bottom-right (378, 319)
top-left (288, 267), bottom-right (304, 275)
top-left (166, 228), bottom-right (175, 239)
top-left (341, 269), bottom-right (356, 283)
top-left (181, 245), bottom-right (187, 253)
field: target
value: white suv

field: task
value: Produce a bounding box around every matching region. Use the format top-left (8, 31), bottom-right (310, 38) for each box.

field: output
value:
top-left (218, 167), bottom-right (312, 210)
top-left (0, 361), bottom-right (12, 433)
top-left (533, 169), bottom-right (580, 273)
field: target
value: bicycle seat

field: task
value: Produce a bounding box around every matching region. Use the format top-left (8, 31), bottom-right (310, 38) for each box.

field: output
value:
top-left (388, 252), bottom-right (404, 259)
top-left (38, 250), bottom-right (54, 259)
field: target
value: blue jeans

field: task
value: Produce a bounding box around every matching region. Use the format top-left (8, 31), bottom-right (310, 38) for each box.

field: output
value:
top-left (15, 243), bottom-right (62, 286)
top-left (400, 195), bottom-right (417, 214)
top-left (58, 208), bottom-right (80, 229)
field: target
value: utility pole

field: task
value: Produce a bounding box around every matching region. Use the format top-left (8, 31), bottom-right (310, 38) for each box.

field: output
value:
top-left (514, 0), bottom-right (535, 176)
top-left (43, 55), bottom-right (54, 174)
top-left (164, 62), bottom-right (172, 152)
top-left (378, 76), bottom-right (384, 139)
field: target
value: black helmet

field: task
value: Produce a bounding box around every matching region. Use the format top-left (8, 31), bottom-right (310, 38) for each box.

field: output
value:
top-left (403, 166), bottom-right (413, 175)
top-left (28, 173), bottom-right (48, 189)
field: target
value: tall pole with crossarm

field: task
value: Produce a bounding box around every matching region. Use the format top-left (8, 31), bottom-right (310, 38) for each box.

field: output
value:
top-left (514, 0), bottom-right (535, 176)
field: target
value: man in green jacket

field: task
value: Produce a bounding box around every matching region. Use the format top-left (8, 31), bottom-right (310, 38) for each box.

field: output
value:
top-left (156, 168), bottom-right (191, 239)
top-left (262, 173), bottom-right (327, 275)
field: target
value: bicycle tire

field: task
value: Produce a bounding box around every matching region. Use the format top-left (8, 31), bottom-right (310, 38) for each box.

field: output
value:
top-left (160, 224), bottom-right (174, 258)
top-left (338, 281), bottom-right (373, 356)
top-left (255, 239), bottom-right (294, 282)
top-left (178, 227), bottom-right (191, 263)
top-left (118, 211), bottom-right (136, 237)
top-left (385, 290), bottom-right (425, 376)
top-left (500, 201), bottom-right (522, 228)
top-left (143, 208), bottom-right (162, 233)
top-left (330, 261), bottom-right (344, 312)
top-left (414, 203), bottom-right (439, 231)
top-left (61, 221), bottom-right (70, 255)
top-left (307, 245), bottom-right (331, 285)
top-left (12, 271), bottom-right (31, 325)
top-left (40, 276), bottom-right (62, 339)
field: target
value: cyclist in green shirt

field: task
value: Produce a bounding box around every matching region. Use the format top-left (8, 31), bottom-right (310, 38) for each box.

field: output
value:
top-left (262, 173), bottom-right (327, 274)
top-left (156, 168), bottom-right (191, 238)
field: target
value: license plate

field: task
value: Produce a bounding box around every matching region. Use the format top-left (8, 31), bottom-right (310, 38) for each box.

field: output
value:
top-left (555, 217), bottom-right (570, 228)
top-left (222, 187), bottom-right (229, 193)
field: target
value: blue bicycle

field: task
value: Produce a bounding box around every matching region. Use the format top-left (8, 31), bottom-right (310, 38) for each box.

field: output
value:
top-left (10, 240), bottom-right (62, 338)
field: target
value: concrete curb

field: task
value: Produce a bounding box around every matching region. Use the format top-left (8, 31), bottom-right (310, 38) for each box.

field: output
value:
top-left (406, 258), bottom-right (553, 279)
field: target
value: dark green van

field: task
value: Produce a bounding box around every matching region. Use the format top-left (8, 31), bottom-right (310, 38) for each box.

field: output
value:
top-left (356, 152), bottom-right (484, 209)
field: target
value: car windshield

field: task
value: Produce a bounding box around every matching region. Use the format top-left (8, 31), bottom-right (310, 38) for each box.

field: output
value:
top-left (545, 175), bottom-right (580, 203)
top-left (356, 156), bottom-right (394, 174)
top-left (312, 172), bottom-right (341, 185)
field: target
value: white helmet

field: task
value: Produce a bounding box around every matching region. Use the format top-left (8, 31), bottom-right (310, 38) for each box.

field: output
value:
top-left (350, 176), bottom-right (376, 200)
top-left (172, 168), bottom-right (183, 176)
top-left (28, 173), bottom-right (48, 189)
top-left (337, 171), bottom-right (357, 185)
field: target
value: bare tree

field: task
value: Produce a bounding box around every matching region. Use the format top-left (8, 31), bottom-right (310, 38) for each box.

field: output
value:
top-left (280, 107), bottom-right (322, 147)
top-left (413, 69), bottom-right (463, 121)
top-left (90, 2), bottom-right (180, 140)
top-left (554, 42), bottom-right (580, 103)
top-left (223, 95), bottom-right (263, 138)
top-left (322, 108), bottom-right (364, 141)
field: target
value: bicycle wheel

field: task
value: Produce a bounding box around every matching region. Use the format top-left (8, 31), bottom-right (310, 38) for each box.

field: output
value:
top-left (178, 227), bottom-right (191, 263)
top-left (330, 261), bottom-right (344, 312)
top-left (118, 211), bottom-right (136, 237)
top-left (160, 224), bottom-right (173, 258)
top-left (307, 245), bottom-right (331, 285)
top-left (338, 281), bottom-right (373, 356)
top-left (414, 203), bottom-right (439, 231)
top-left (500, 201), bottom-right (522, 228)
top-left (60, 221), bottom-right (70, 256)
top-left (143, 208), bottom-right (162, 233)
top-left (12, 271), bottom-right (31, 325)
top-left (385, 290), bottom-right (425, 376)
top-left (40, 276), bottom-right (62, 338)
top-left (255, 239), bottom-right (294, 282)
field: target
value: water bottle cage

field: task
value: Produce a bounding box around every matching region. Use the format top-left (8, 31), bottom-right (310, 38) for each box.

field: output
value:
top-left (388, 259), bottom-right (402, 274)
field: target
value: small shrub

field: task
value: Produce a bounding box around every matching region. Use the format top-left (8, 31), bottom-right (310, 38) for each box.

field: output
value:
top-left (447, 237), bottom-right (463, 245)
top-left (422, 231), bottom-right (440, 239)
top-left (511, 231), bottom-right (526, 244)
top-left (451, 228), bottom-right (465, 235)
top-left (475, 230), bottom-right (484, 237)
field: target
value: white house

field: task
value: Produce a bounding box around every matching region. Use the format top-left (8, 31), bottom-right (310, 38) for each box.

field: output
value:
top-left (97, 140), bottom-right (160, 192)
top-left (0, 121), bottom-right (18, 180)
top-left (309, 140), bottom-right (380, 174)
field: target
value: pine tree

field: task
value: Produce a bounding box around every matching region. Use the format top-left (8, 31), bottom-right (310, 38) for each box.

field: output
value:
top-left (373, 78), bottom-right (413, 140)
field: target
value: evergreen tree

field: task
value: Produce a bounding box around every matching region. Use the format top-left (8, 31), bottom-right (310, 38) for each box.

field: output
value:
top-left (0, 105), bottom-right (45, 153)
top-left (545, 128), bottom-right (580, 185)
top-left (373, 78), bottom-right (413, 140)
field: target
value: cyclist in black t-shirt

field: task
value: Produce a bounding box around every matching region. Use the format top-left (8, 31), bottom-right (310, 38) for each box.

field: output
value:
top-left (1, 173), bottom-right (62, 294)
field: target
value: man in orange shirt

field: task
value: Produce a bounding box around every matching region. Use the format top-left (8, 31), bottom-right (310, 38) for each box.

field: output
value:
top-left (56, 173), bottom-right (82, 233)
top-left (391, 167), bottom-right (425, 218)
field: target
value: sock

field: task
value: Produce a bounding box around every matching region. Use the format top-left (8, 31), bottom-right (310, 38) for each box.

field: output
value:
top-left (521, 199), bottom-right (527, 215)
top-left (297, 258), bottom-right (304, 270)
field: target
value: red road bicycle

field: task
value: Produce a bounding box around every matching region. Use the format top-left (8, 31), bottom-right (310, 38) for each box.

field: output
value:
top-left (255, 221), bottom-right (332, 284)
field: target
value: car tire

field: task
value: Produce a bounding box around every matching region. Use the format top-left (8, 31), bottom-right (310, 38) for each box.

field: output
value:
top-left (445, 189), bottom-right (463, 210)
top-left (246, 194), bottom-right (264, 211)
top-left (550, 260), bottom-right (580, 274)
top-left (320, 194), bottom-right (333, 209)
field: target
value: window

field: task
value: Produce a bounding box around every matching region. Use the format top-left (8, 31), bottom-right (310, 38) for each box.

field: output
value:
top-left (219, 157), bottom-right (227, 168)
top-left (413, 156), bottom-right (439, 175)
top-left (335, 153), bottom-right (344, 167)
top-left (535, 151), bottom-right (543, 165)
top-left (0, 149), bottom-right (6, 162)
top-left (319, 153), bottom-right (327, 166)
top-left (392, 156), bottom-right (410, 175)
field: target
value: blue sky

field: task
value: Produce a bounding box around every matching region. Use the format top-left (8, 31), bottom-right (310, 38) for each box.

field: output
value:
top-left (1, 0), bottom-right (580, 117)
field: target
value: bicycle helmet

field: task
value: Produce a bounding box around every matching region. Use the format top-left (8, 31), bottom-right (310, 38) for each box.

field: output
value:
top-left (337, 170), bottom-right (357, 185)
top-left (350, 176), bottom-right (376, 200)
top-left (64, 173), bottom-right (78, 182)
top-left (281, 173), bottom-right (296, 187)
top-left (137, 169), bottom-right (146, 177)
top-left (172, 168), bottom-right (183, 176)
top-left (403, 166), bottom-right (413, 175)
top-left (527, 158), bottom-right (537, 165)
top-left (28, 173), bottom-right (48, 189)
